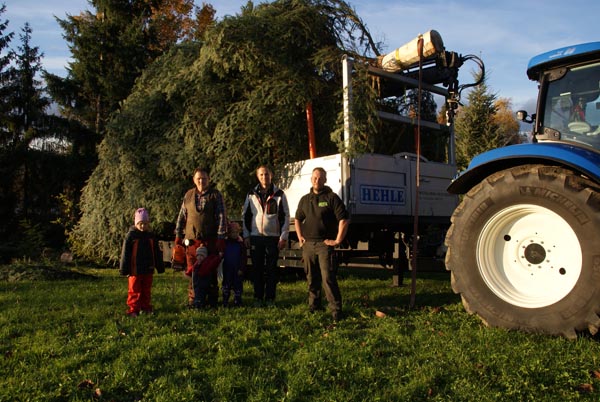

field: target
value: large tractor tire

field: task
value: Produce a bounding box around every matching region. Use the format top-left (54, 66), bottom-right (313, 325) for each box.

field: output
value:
top-left (445, 164), bottom-right (600, 338)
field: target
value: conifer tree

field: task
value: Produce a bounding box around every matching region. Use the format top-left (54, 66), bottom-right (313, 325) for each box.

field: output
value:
top-left (454, 74), bottom-right (501, 170)
top-left (71, 0), bottom-right (380, 262)
top-left (9, 23), bottom-right (51, 224)
top-left (0, 4), bottom-right (15, 256)
top-left (0, 19), bottom-right (70, 259)
top-left (41, 1), bottom-right (213, 259)
top-left (46, 0), bottom-right (211, 137)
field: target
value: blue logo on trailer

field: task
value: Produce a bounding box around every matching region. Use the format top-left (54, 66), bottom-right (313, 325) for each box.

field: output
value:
top-left (360, 185), bottom-right (406, 205)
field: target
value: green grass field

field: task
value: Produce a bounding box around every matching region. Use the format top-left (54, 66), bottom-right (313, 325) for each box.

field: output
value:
top-left (1, 262), bottom-right (600, 401)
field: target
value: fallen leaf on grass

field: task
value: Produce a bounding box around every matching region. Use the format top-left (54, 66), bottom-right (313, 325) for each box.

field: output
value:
top-left (577, 383), bottom-right (594, 393)
top-left (592, 370), bottom-right (600, 379)
top-left (77, 379), bottom-right (94, 389)
top-left (375, 310), bottom-right (386, 318)
top-left (93, 388), bottom-right (102, 399)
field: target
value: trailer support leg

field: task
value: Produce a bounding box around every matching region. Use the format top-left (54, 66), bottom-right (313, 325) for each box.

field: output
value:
top-left (392, 232), bottom-right (409, 287)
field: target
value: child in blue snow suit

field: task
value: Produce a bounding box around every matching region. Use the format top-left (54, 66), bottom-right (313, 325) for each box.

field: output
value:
top-left (222, 221), bottom-right (246, 307)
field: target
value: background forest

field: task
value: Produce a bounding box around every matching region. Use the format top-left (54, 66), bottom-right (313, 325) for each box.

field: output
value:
top-left (0, 0), bottom-right (519, 264)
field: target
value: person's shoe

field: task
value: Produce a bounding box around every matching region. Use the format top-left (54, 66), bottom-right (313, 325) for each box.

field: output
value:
top-left (253, 300), bottom-right (263, 308)
top-left (264, 299), bottom-right (275, 308)
top-left (309, 305), bottom-right (323, 314)
top-left (332, 311), bottom-right (343, 323)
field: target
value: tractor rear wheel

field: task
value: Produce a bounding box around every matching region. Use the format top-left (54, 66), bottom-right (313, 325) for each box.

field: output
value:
top-left (445, 164), bottom-right (600, 338)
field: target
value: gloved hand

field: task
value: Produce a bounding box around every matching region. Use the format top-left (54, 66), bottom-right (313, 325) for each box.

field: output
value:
top-left (215, 239), bottom-right (225, 254)
top-left (175, 237), bottom-right (183, 246)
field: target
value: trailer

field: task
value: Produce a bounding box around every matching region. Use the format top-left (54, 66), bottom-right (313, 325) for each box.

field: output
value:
top-left (279, 31), bottom-right (483, 282)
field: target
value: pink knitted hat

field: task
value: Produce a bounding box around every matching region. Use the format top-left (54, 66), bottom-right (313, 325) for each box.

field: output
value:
top-left (134, 208), bottom-right (149, 224)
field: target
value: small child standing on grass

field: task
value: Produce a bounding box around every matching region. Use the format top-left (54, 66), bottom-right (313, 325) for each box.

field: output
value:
top-left (190, 245), bottom-right (222, 308)
top-left (119, 208), bottom-right (164, 317)
top-left (222, 221), bottom-right (246, 307)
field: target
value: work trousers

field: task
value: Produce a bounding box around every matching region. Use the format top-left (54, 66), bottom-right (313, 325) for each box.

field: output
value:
top-left (302, 241), bottom-right (342, 314)
top-left (250, 236), bottom-right (280, 301)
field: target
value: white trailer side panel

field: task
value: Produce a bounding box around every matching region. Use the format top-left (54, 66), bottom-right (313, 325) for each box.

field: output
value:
top-left (280, 152), bottom-right (458, 221)
top-left (348, 154), bottom-right (412, 216)
top-left (279, 154), bottom-right (344, 219)
top-left (416, 161), bottom-right (459, 217)
top-left (349, 153), bottom-right (457, 217)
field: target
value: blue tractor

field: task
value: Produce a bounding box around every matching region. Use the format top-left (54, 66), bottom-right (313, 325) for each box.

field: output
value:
top-left (445, 42), bottom-right (600, 338)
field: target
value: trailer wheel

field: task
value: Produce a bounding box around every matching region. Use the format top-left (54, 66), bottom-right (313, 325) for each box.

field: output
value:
top-left (445, 164), bottom-right (600, 338)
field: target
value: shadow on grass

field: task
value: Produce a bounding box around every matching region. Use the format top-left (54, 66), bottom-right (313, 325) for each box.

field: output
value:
top-left (275, 266), bottom-right (460, 316)
top-left (337, 267), bottom-right (460, 313)
top-left (0, 263), bottom-right (99, 281)
top-left (338, 266), bottom-right (449, 281)
top-left (372, 291), bottom-right (461, 309)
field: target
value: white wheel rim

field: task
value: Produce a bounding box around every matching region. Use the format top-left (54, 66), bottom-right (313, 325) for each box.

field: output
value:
top-left (477, 204), bottom-right (582, 308)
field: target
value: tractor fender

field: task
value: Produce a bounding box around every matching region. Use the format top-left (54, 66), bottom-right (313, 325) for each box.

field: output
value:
top-left (448, 142), bottom-right (600, 195)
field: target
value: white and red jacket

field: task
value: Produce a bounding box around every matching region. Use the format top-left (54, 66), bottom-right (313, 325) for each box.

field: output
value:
top-left (242, 184), bottom-right (290, 241)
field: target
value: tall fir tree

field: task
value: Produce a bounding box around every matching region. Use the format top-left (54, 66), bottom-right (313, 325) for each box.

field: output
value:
top-left (0, 4), bottom-right (15, 257)
top-left (0, 20), bottom-right (71, 260)
top-left (454, 74), bottom-right (501, 170)
top-left (71, 0), bottom-right (381, 262)
top-left (10, 23), bottom-right (50, 226)
top-left (46, 0), bottom-right (210, 137)
top-left (40, 1), bottom-right (213, 258)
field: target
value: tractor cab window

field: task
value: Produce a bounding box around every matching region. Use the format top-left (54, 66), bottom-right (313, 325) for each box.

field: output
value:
top-left (542, 61), bottom-right (600, 148)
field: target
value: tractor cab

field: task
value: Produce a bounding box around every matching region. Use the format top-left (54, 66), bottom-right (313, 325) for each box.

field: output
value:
top-left (518, 42), bottom-right (600, 150)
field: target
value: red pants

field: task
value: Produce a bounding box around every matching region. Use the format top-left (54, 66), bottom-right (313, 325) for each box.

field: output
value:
top-left (127, 274), bottom-right (154, 313)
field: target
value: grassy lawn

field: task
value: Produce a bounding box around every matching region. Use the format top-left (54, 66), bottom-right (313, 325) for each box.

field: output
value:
top-left (1, 263), bottom-right (599, 401)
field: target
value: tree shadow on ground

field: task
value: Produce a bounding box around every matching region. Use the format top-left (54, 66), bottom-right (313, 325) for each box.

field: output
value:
top-left (0, 264), bottom-right (98, 282)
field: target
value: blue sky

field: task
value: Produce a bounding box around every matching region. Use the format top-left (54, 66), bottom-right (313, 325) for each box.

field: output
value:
top-left (3, 0), bottom-right (600, 113)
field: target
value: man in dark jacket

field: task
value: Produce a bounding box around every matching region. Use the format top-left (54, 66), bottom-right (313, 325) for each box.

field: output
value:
top-left (294, 167), bottom-right (349, 322)
top-left (243, 165), bottom-right (290, 306)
